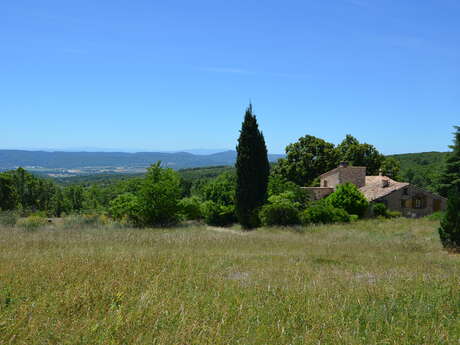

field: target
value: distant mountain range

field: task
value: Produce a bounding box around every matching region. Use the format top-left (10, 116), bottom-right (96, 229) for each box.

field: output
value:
top-left (0, 150), bottom-right (285, 174)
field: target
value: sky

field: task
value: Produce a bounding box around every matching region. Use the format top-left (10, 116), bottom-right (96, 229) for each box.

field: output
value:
top-left (1, 0), bottom-right (459, 154)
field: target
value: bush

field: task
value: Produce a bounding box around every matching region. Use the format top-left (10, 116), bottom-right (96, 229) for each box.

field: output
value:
top-left (259, 200), bottom-right (300, 226)
top-left (16, 215), bottom-right (48, 231)
top-left (301, 201), bottom-right (351, 225)
top-left (0, 211), bottom-right (19, 227)
top-left (386, 211), bottom-right (402, 218)
top-left (201, 172), bottom-right (236, 206)
top-left (427, 211), bottom-right (445, 221)
top-left (178, 197), bottom-right (203, 220)
top-left (109, 193), bottom-right (142, 226)
top-left (326, 183), bottom-right (369, 218)
top-left (201, 201), bottom-right (236, 227)
top-left (62, 214), bottom-right (108, 229)
top-left (372, 203), bottom-right (387, 217)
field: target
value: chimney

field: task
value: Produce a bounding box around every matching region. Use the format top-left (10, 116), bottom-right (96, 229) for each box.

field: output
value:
top-left (379, 169), bottom-right (383, 177)
top-left (339, 161), bottom-right (349, 168)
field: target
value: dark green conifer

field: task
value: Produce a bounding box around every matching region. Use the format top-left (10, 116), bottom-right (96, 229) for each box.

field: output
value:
top-left (235, 104), bottom-right (270, 229)
top-left (439, 126), bottom-right (460, 197)
top-left (439, 126), bottom-right (460, 251)
top-left (439, 192), bottom-right (460, 251)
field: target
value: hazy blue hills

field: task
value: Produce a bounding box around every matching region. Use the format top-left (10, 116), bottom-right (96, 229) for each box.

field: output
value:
top-left (0, 150), bottom-right (285, 174)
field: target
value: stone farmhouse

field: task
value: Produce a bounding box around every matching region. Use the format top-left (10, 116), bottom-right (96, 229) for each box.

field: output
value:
top-left (304, 162), bottom-right (447, 218)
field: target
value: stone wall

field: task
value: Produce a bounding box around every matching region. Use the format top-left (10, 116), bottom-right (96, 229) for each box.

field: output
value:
top-left (378, 185), bottom-right (447, 218)
top-left (320, 166), bottom-right (366, 189)
top-left (302, 187), bottom-right (334, 201)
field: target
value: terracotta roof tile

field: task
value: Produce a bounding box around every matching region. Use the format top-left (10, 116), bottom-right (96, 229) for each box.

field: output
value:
top-left (359, 176), bottom-right (409, 202)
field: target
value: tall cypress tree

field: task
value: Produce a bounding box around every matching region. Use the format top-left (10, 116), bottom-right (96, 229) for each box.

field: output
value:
top-left (439, 126), bottom-right (460, 197)
top-left (236, 104), bottom-right (270, 229)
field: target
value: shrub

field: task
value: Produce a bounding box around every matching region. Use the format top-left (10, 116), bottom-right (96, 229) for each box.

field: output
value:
top-left (439, 193), bottom-right (460, 251)
top-left (201, 172), bottom-right (236, 206)
top-left (62, 214), bottom-right (108, 229)
top-left (178, 197), bottom-right (203, 220)
top-left (259, 201), bottom-right (300, 226)
top-left (0, 211), bottom-right (19, 227)
top-left (326, 183), bottom-right (369, 218)
top-left (109, 193), bottom-right (142, 226)
top-left (386, 211), bottom-right (402, 218)
top-left (372, 203), bottom-right (387, 217)
top-left (301, 201), bottom-right (351, 225)
top-left (201, 201), bottom-right (236, 227)
top-left (427, 211), bottom-right (445, 221)
top-left (16, 215), bottom-right (48, 231)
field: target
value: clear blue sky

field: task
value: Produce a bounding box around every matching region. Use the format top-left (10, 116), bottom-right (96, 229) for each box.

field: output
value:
top-left (1, 0), bottom-right (459, 154)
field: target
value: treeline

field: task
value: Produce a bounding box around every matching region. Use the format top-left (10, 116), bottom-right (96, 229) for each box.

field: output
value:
top-left (388, 151), bottom-right (450, 193)
top-left (0, 135), bottom-right (401, 228)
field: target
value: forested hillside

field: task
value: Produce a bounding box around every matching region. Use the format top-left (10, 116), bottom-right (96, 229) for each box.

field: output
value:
top-left (388, 151), bottom-right (449, 192)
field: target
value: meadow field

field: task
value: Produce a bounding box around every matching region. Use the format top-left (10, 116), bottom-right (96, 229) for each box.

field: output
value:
top-left (1, 218), bottom-right (459, 344)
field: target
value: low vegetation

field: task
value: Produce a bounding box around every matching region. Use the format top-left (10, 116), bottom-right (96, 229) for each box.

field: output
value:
top-left (0, 218), bottom-right (459, 344)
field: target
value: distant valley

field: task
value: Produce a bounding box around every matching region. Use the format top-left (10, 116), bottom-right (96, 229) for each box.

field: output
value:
top-left (0, 150), bottom-right (285, 177)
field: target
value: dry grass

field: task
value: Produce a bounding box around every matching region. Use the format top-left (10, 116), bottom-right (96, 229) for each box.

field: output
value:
top-left (0, 218), bottom-right (459, 344)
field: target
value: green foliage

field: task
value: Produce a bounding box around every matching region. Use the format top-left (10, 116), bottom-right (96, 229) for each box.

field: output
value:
top-left (326, 183), bottom-right (369, 218)
top-left (178, 197), bottom-right (203, 220)
top-left (201, 201), bottom-right (236, 226)
top-left (381, 157), bottom-right (401, 181)
top-left (387, 210), bottom-right (402, 218)
top-left (200, 172), bottom-right (236, 206)
top-left (138, 163), bottom-right (182, 226)
top-left (274, 135), bottom-right (339, 186)
top-left (259, 199), bottom-right (300, 226)
top-left (0, 211), bottom-right (19, 227)
top-left (426, 211), bottom-right (445, 221)
top-left (0, 174), bottom-right (18, 210)
top-left (439, 126), bottom-right (460, 197)
top-left (372, 203), bottom-right (388, 218)
top-left (236, 104), bottom-right (270, 229)
top-left (301, 201), bottom-right (351, 225)
top-left (337, 135), bottom-right (384, 175)
top-left (439, 192), bottom-right (460, 251)
top-left (16, 215), bottom-right (48, 231)
top-left (109, 193), bottom-right (142, 226)
top-left (389, 151), bottom-right (449, 193)
top-left (267, 173), bottom-right (309, 208)
top-left (62, 214), bottom-right (109, 229)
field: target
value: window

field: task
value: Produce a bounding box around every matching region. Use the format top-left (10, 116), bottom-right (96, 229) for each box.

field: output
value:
top-left (323, 180), bottom-right (328, 187)
top-left (403, 188), bottom-right (409, 196)
top-left (412, 196), bottom-right (426, 209)
top-left (401, 199), bottom-right (411, 208)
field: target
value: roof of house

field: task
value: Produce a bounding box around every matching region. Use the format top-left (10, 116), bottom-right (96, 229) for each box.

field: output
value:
top-left (359, 176), bottom-right (409, 202)
top-left (319, 165), bottom-right (366, 178)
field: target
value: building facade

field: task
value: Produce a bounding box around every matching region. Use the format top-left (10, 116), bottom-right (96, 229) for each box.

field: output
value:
top-left (303, 162), bottom-right (447, 217)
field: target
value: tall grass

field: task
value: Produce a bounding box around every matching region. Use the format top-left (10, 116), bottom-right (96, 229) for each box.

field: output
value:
top-left (0, 218), bottom-right (459, 344)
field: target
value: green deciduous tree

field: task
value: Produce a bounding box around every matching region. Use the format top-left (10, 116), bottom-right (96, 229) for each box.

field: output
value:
top-left (337, 135), bottom-right (384, 175)
top-left (274, 135), bottom-right (339, 186)
top-left (381, 157), bottom-right (401, 181)
top-left (138, 162), bottom-right (182, 226)
top-left (439, 126), bottom-right (460, 197)
top-left (326, 183), bottom-right (369, 218)
top-left (235, 104), bottom-right (270, 229)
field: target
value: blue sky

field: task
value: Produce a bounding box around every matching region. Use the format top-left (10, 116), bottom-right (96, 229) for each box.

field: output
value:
top-left (1, 0), bottom-right (459, 154)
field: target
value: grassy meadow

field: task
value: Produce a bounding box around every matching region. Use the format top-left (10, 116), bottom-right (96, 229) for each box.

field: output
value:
top-left (1, 218), bottom-right (459, 344)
